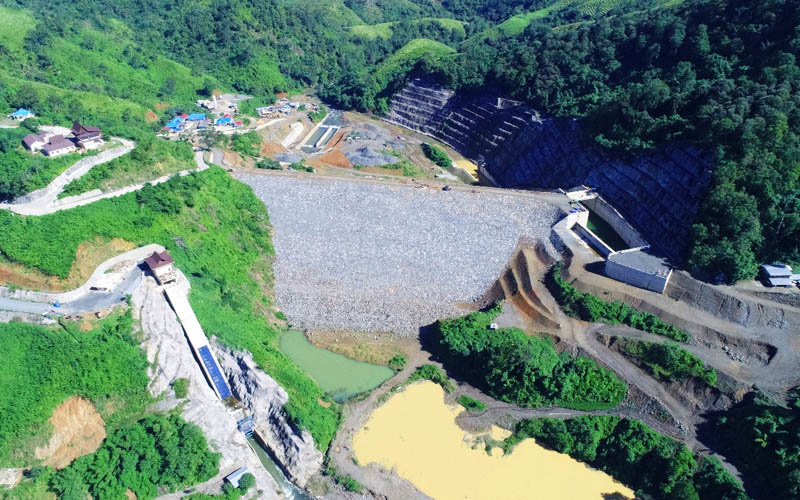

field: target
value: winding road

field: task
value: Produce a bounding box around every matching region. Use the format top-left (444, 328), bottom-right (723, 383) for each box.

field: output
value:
top-left (0, 244), bottom-right (164, 317)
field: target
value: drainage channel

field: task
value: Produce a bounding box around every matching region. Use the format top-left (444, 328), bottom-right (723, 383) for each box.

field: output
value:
top-left (247, 436), bottom-right (311, 500)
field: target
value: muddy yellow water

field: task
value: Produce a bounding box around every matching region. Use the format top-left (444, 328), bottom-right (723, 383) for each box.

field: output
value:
top-left (353, 381), bottom-right (634, 500)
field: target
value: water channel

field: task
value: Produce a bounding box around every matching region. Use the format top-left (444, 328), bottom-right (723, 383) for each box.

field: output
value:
top-left (248, 436), bottom-right (311, 500)
top-left (279, 330), bottom-right (394, 401)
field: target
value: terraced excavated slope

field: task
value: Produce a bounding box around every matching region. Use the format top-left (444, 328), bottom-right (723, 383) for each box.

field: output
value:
top-left (384, 78), bottom-right (715, 260)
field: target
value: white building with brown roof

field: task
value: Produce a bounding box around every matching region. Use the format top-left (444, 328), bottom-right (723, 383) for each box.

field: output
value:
top-left (22, 132), bottom-right (52, 153)
top-left (71, 121), bottom-right (104, 150)
top-left (41, 135), bottom-right (77, 157)
top-left (144, 250), bottom-right (176, 285)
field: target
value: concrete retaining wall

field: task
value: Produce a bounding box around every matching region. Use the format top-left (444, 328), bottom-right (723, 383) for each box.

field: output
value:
top-left (605, 259), bottom-right (672, 293)
top-left (583, 196), bottom-right (647, 248)
top-left (573, 224), bottom-right (614, 258)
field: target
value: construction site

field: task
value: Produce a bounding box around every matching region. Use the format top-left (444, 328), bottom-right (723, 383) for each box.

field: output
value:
top-left (215, 82), bottom-right (799, 500)
top-left (1, 83), bottom-right (798, 500)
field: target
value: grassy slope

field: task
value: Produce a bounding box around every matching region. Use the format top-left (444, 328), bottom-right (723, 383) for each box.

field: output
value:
top-left (60, 139), bottom-right (195, 197)
top-left (375, 38), bottom-right (456, 83)
top-left (0, 6), bottom-right (36, 52)
top-left (350, 17), bottom-right (466, 40)
top-left (0, 6), bottom-right (208, 112)
top-left (467, 0), bottom-right (682, 42)
top-left (0, 168), bottom-right (340, 451)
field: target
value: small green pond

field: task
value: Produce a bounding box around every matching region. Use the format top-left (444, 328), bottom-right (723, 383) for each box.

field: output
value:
top-left (279, 330), bottom-right (394, 402)
top-left (586, 210), bottom-right (629, 251)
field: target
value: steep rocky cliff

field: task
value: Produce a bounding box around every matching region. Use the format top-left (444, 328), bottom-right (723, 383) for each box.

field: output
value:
top-left (385, 78), bottom-right (714, 260)
top-left (214, 344), bottom-right (324, 487)
top-left (133, 277), bottom-right (280, 499)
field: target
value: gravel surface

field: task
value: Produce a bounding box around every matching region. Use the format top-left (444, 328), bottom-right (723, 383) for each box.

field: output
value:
top-left (240, 175), bottom-right (562, 335)
top-left (346, 146), bottom-right (400, 166)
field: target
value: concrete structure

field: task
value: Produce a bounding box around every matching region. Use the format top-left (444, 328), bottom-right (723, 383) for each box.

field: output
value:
top-left (573, 222), bottom-right (615, 258)
top-left (0, 468), bottom-right (22, 489)
top-left (559, 188), bottom-right (673, 293)
top-left (163, 279), bottom-right (232, 400)
top-left (606, 248), bottom-right (673, 294)
top-left (224, 467), bottom-right (250, 488)
top-left (582, 195), bottom-right (648, 248)
top-left (144, 251), bottom-right (176, 285)
top-left (760, 264), bottom-right (794, 288)
top-left (41, 135), bottom-right (77, 157)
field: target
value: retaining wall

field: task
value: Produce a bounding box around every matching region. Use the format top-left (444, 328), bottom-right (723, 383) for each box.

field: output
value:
top-left (573, 224), bottom-right (614, 258)
top-left (605, 259), bottom-right (672, 294)
top-left (582, 196), bottom-right (647, 248)
top-left (385, 79), bottom-right (714, 260)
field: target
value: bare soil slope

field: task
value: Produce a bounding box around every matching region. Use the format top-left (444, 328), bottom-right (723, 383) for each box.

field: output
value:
top-left (35, 396), bottom-right (106, 469)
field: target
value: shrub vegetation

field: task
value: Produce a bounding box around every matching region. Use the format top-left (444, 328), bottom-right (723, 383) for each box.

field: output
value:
top-left (406, 364), bottom-right (454, 393)
top-left (617, 338), bottom-right (717, 386)
top-left (172, 378), bottom-right (190, 399)
top-left (457, 395), bottom-right (486, 412)
top-left (388, 354), bottom-right (407, 372)
top-left (421, 143), bottom-right (451, 168)
top-left (0, 312), bottom-right (150, 465)
top-left (712, 391), bottom-right (800, 499)
top-left (432, 304), bottom-right (627, 410)
top-left (547, 263), bottom-right (690, 342)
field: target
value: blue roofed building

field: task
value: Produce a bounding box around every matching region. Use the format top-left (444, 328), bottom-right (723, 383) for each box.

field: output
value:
top-left (164, 116), bottom-right (185, 132)
top-left (186, 113), bottom-right (206, 121)
top-left (215, 116), bottom-right (233, 126)
top-left (8, 108), bottom-right (34, 121)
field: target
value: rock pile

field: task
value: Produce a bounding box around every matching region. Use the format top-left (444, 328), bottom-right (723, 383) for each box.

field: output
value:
top-left (345, 146), bottom-right (399, 166)
top-left (239, 174), bottom-right (562, 335)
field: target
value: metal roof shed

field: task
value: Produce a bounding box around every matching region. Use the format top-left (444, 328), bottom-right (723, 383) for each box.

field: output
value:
top-left (224, 467), bottom-right (249, 488)
top-left (760, 264), bottom-right (792, 277)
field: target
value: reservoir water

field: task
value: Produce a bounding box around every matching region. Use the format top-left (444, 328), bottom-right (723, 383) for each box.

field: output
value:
top-left (353, 381), bottom-right (635, 500)
top-left (279, 330), bottom-right (394, 401)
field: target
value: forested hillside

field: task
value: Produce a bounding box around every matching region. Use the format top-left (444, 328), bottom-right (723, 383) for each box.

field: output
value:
top-left (0, 0), bottom-right (797, 280)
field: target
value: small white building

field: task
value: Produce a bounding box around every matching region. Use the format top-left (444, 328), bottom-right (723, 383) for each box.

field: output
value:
top-left (0, 468), bottom-right (22, 489)
top-left (224, 467), bottom-right (249, 488)
top-left (22, 132), bottom-right (52, 153)
top-left (760, 264), bottom-right (794, 288)
top-left (144, 250), bottom-right (176, 285)
top-left (605, 248), bottom-right (673, 294)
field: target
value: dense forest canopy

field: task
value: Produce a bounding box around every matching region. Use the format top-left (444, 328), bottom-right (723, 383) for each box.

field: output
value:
top-left (0, 0), bottom-right (797, 280)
